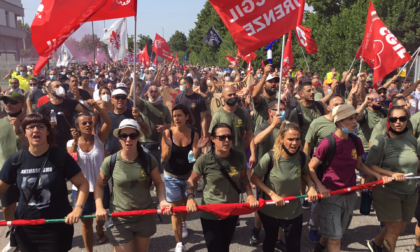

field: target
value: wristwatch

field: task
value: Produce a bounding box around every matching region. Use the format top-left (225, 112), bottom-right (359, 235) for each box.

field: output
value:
top-left (75, 204), bottom-right (84, 209)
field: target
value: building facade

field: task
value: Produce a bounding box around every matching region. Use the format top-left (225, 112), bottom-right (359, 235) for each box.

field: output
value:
top-left (0, 0), bottom-right (25, 62)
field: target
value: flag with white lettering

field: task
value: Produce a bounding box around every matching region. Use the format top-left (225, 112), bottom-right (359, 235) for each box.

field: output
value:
top-left (203, 26), bottom-right (223, 48)
top-left (295, 25), bottom-right (318, 54)
top-left (209, 0), bottom-right (305, 55)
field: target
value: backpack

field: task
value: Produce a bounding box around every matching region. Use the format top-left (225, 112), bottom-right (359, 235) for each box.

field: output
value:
top-left (296, 101), bottom-right (324, 128)
top-left (359, 108), bottom-right (387, 127)
top-left (259, 150), bottom-right (306, 199)
top-left (316, 133), bottom-right (360, 181)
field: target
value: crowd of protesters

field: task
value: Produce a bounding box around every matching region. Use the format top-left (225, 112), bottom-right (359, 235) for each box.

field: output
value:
top-left (0, 60), bottom-right (419, 252)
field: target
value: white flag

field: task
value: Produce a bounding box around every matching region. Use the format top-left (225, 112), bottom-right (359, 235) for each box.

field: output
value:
top-left (101, 18), bottom-right (128, 61)
top-left (56, 43), bottom-right (73, 67)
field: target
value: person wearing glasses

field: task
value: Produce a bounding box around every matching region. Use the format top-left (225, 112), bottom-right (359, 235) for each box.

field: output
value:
top-left (186, 123), bottom-right (258, 252)
top-left (103, 89), bottom-right (149, 155)
top-left (0, 114), bottom-right (89, 252)
top-left (365, 106), bottom-right (419, 252)
top-left (5, 78), bottom-right (25, 95)
top-left (161, 104), bottom-right (209, 252)
top-left (26, 78), bottom-right (44, 114)
top-left (95, 119), bottom-right (172, 252)
top-left (66, 100), bottom-right (112, 252)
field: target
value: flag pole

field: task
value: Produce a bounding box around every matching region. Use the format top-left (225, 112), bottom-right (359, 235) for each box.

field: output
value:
top-left (277, 35), bottom-right (286, 113)
top-left (347, 58), bottom-right (356, 73)
top-left (357, 57), bottom-right (363, 85)
top-left (399, 47), bottom-right (420, 92)
top-left (300, 47), bottom-right (310, 72)
top-left (133, 15), bottom-right (137, 107)
top-left (92, 22), bottom-right (95, 64)
top-left (397, 46), bottom-right (420, 76)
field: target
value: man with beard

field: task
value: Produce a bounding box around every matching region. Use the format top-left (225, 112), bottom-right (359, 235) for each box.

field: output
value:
top-left (252, 64), bottom-right (278, 130)
top-left (0, 92), bottom-right (28, 252)
top-left (27, 78), bottom-right (44, 114)
top-left (37, 80), bottom-right (88, 150)
top-left (66, 76), bottom-right (92, 101)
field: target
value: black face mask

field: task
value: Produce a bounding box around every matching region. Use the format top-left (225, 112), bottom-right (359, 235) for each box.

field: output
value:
top-left (8, 109), bottom-right (22, 118)
top-left (282, 145), bottom-right (300, 157)
top-left (388, 126), bottom-right (408, 135)
top-left (265, 86), bottom-right (276, 96)
top-left (225, 97), bottom-right (237, 107)
top-left (371, 104), bottom-right (382, 111)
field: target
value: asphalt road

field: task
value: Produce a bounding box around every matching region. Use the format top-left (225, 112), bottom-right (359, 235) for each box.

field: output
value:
top-left (0, 182), bottom-right (417, 252)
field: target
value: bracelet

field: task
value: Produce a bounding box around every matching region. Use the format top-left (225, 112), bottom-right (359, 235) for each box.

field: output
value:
top-left (186, 192), bottom-right (195, 199)
top-left (75, 204), bottom-right (84, 209)
top-left (72, 143), bottom-right (78, 147)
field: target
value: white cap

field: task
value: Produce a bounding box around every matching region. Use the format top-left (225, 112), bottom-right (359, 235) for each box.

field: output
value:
top-left (116, 83), bottom-right (127, 88)
top-left (113, 119), bottom-right (144, 138)
top-left (112, 89), bottom-right (127, 97)
top-left (266, 74), bottom-right (279, 82)
top-left (27, 65), bottom-right (33, 70)
top-left (187, 73), bottom-right (193, 78)
top-left (149, 67), bottom-right (155, 71)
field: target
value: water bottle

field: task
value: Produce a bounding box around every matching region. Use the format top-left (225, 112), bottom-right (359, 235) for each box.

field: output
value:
top-left (359, 189), bottom-right (373, 215)
top-left (50, 110), bottom-right (57, 123)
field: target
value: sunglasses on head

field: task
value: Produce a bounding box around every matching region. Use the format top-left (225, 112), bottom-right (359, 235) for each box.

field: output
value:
top-left (3, 99), bottom-right (20, 105)
top-left (389, 116), bottom-right (408, 123)
top-left (114, 95), bottom-right (127, 100)
top-left (80, 121), bottom-right (93, 126)
top-left (214, 135), bottom-right (233, 141)
top-left (119, 132), bottom-right (140, 140)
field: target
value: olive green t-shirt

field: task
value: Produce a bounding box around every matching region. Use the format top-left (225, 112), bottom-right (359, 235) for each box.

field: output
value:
top-left (193, 149), bottom-right (247, 220)
top-left (255, 121), bottom-right (279, 161)
top-left (100, 151), bottom-right (158, 222)
top-left (0, 117), bottom-right (23, 169)
top-left (305, 116), bottom-right (336, 152)
top-left (369, 118), bottom-right (413, 143)
top-left (314, 86), bottom-right (324, 102)
top-left (357, 108), bottom-right (387, 152)
top-left (138, 98), bottom-right (171, 143)
top-left (254, 152), bottom-right (309, 220)
top-left (253, 95), bottom-right (275, 130)
top-left (410, 112), bottom-right (420, 139)
top-left (209, 106), bottom-right (253, 154)
top-left (365, 134), bottom-right (419, 194)
top-left (288, 102), bottom-right (323, 144)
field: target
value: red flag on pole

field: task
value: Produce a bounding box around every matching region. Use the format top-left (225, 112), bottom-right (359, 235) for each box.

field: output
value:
top-left (94, 59), bottom-right (98, 65)
top-left (140, 45), bottom-right (150, 67)
top-left (89, 59), bottom-right (93, 67)
top-left (209, 0), bottom-right (305, 56)
top-left (154, 56), bottom-right (157, 66)
top-left (281, 32), bottom-right (293, 77)
top-left (175, 54), bottom-right (179, 67)
top-left (237, 50), bottom-right (257, 63)
top-left (295, 25), bottom-right (318, 54)
top-left (86, 0), bottom-right (137, 22)
top-left (224, 55), bottom-right (237, 66)
top-left (262, 60), bottom-right (265, 69)
top-left (246, 62), bottom-right (253, 75)
top-left (357, 1), bottom-right (412, 89)
top-left (31, 0), bottom-right (107, 75)
top-left (152, 34), bottom-right (174, 61)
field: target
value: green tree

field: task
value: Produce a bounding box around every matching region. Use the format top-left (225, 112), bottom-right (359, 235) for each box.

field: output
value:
top-left (137, 34), bottom-right (153, 56)
top-left (168, 30), bottom-right (188, 52)
top-left (128, 35), bottom-right (134, 53)
top-left (79, 34), bottom-right (101, 55)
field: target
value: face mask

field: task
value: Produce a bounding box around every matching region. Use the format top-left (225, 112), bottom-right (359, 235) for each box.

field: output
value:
top-left (20, 72), bottom-right (26, 76)
top-left (188, 150), bottom-right (196, 163)
top-left (16, 67), bottom-right (19, 72)
top-left (279, 111), bottom-right (286, 122)
top-left (109, 73), bottom-right (115, 77)
top-left (180, 86), bottom-right (186, 92)
top-left (101, 94), bottom-right (111, 102)
top-left (105, 75), bottom-right (109, 79)
top-left (50, 75), bottom-right (56, 80)
top-left (225, 77), bottom-right (231, 82)
top-left (53, 86), bottom-right (65, 97)
top-left (66, 74), bottom-right (72, 79)
top-left (265, 86), bottom-right (276, 96)
top-left (27, 72), bottom-right (31, 75)
top-left (225, 97), bottom-right (237, 106)
top-left (140, 69), bottom-right (144, 72)
top-left (42, 88), bottom-right (48, 94)
top-left (371, 104), bottom-right (381, 110)
top-left (369, 73), bottom-right (373, 77)
top-left (282, 145), bottom-right (300, 157)
top-left (146, 81), bottom-right (152, 85)
top-left (169, 77), bottom-right (173, 81)
top-left (149, 96), bottom-right (161, 103)
top-left (11, 87), bottom-right (19, 91)
top-left (211, 68), bottom-right (214, 71)
top-left (327, 89), bottom-right (331, 94)
top-left (95, 75), bottom-right (99, 79)
top-left (257, 74), bottom-right (261, 78)
top-left (89, 78), bottom-right (94, 82)
top-left (30, 86), bottom-right (37, 91)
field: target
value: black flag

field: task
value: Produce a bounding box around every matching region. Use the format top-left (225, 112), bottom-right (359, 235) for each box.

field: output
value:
top-left (203, 26), bottom-right (222, 48)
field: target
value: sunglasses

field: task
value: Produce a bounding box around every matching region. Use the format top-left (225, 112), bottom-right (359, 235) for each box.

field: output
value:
top-left (215, 135), bottom-right (233, 141)
top-left (378, 91), bottom-right (386, 95)
top-left (26, 124), bottom-right (46, 132)
top-left (81, 121), bottom-right (93, 126)
top-left (373, 97), bottom-right (382, 101)
top-left (389, 116), bottom-right (408, 123)
top-left (119, 132), bottom-right (140, 140)
top-left (113, 95), bottom-right (127, 100)
top-left (3, 99), bottom-right (20, 105)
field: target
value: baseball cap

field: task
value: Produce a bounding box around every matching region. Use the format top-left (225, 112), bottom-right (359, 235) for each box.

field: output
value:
top-left (332, 104), bottom-right (358, 123)
top-left (113, 119), bottom-right (144, 138)
top-left (112, 89), bottom-right (127, 97)
top-left (323, 79), bottom-right (333, 85)
top-left (377, 86), bottom-right (387, 91)
top-left (116, 83), bottom-right (127, 89)
top-left (266, 74), bottom-right (279, 82)
top-left (80, 76), bottom-right (89, 81)
top-left (0, 91), bottom-right (25, 103)
top-left (149, 67), bottom-right (155, 71)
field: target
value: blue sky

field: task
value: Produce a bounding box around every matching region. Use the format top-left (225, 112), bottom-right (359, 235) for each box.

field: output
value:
top-left (22, 0), bottom-right (312, 41)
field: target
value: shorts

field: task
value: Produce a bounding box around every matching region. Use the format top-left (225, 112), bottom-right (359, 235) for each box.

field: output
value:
top-left (143, 142), bottom-right (163, 173)
top-left (317, 193), bottom-right (357, 240)
top-left (373, 186), bottom-right (418, 223)
top-left (106, 216), bottom-right (156, 246)
top-left (0, 184), bottom-right (20, 207)
top-left (72, 185), bottom-right (110, 215)
top-left (164, 173), bottom-right (188, 203)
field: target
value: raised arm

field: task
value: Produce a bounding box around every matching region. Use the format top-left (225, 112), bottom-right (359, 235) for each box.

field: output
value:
top-left (252, 64), bottom-right (272, 104)
top-left (402, 79), bottom-right (420, 98)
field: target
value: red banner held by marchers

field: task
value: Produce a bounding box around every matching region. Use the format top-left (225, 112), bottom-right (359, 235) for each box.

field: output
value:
top-left (210, 0), bottom-right (305, 55)
top-left (295, 25), bottom-right (318, 54)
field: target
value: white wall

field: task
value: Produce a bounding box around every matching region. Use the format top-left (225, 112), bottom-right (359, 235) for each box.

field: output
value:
top-left (0, 9), bottom-right (6, 26)
top-left (8, 12), bottom-right (15, 28)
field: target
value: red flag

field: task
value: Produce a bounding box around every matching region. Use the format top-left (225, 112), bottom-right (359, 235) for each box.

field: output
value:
top-left (237, 50), bottom-right (257, 63)
top-left (247, 62), bottom-right (253, 75)
top-left (95, 59), bottom-right (98, 65)
top-left (139, 45), bottom-right (150, 67)
top-left (175, 54), bottom-right (179, 67)
top-left (153, 34), bottom-right (174, 61)
top-left (209, 0), bottom-right (305, 56)
top-left (154, 56), bottom-right (157, 66)
top-left (86, 0), bottom-right (136, 22)
top-left (31, 0), bottom-right (107, 75)
top-left (224, 55), bottom-right (237, 66)
top-left (262, 60), bottom-right (265, 69)
top-left (281, 32), bottom-right (293, 77)
top-left (295, 25), bottom-right (318, 54)
top-left (183, 64), bottom-right (187, 70)
top-left (89, 59), bottom-right (93, 67)
top-left (359, 1), bottom-right (412, 89)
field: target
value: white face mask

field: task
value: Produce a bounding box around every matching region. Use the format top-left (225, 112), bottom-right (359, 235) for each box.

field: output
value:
top-left (54, 86), bottom-right (65, 97)
top-left (225, 77), bottom-right (231, 81)
top-left (66, 74), bottom-right (71, 79)
top-left (30, 86), bottom-right (37, 91)
top-left (105, 75), bottom-right (109, 79)
top-left (27, 71), bottom-right (31, 75)
top-left (101, 94), bottom-right (111, 102)
top-left (148, 96), bottom-right (161, 103)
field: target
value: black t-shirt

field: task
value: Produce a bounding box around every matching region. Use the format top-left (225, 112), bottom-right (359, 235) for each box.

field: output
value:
top-left (65, 89), bottom-right (92, 101)
top-left (174, 92), bottom-right (207, 135)
top-left (104, 108), bottom-right (134, 155)
top-left (37, 99), bottom-right (79, 150)
top-left (29, 89), bottom-right (45, 106)
top-left (0, 146), bottom-right (81, 220)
